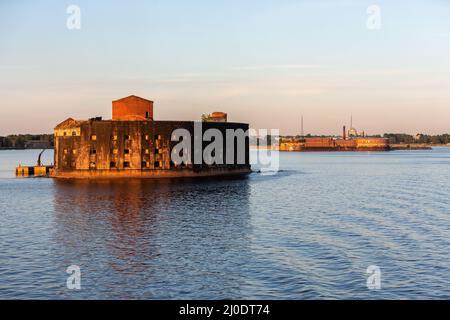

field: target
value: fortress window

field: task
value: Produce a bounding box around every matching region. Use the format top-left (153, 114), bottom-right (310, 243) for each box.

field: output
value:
top-left (90, 149), bottom-right (96, 155)
top-left (110, 161), bottom-right (116, 168)
top-left (123, 161), bottom-right (130, 168)
top-left (124, 149), bottom-right (130, 155)
top-left (145, 112), bottom-right (149, 119)
top-left (63, 132), bottom-right (67, 136)
top-left (142, 161), bottom-right (149, 168)
top-left (91, 135), bottom-right (97, 141)
top-left (155, 134), bottom-right (161, 140)
top-left (124, 135), bottom-right (131, 140)
top-left (154, 161), bottom-right (160, 168)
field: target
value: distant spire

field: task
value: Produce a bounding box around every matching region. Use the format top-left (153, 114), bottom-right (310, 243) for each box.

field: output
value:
top-left (301, 114), bottom-right (304, 137)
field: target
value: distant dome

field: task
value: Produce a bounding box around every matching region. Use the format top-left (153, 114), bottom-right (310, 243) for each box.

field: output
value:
top-left (348, 127), bottom-right (358, 137)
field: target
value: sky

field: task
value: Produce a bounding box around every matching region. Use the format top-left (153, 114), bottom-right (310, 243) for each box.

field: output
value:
top-left (0, 0), bottom-right (449, 135)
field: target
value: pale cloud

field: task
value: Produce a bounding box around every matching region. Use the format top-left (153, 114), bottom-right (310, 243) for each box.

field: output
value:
top-left (232, 64), bottom-right (322, 71)
top-left (349, 69), bottom-right (432, 77)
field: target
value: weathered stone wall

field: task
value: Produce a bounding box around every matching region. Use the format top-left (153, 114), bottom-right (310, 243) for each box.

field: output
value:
top-left (355, 138), bottom-right (389, 149)
top-left (53, 120), bottom-right (250, 177)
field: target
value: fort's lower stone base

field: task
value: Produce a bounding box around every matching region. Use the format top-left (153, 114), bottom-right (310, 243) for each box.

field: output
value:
top-left (50, 167), bottom-right (252, 179)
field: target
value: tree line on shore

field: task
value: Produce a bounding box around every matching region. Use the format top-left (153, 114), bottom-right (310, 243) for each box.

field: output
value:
top-left (0, 134), bottom-right (54, 149)
top-left (383, 133), bottom-right (450, 145)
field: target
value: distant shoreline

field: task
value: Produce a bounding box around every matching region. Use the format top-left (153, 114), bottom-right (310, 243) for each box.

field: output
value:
top-left (251, 143), bottom-right (448, 151)
top-left (0, 147), bottom-right (54, 151)
top-left (390, 144), bottom-right (433, 150)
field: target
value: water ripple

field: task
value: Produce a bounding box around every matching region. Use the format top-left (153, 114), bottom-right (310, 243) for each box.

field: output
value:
top-left (1, 149), bottom-right (450, 299)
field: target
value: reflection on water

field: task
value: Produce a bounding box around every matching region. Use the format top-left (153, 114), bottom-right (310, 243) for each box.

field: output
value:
top-left (52, 177), bottom-right (251, 299)
top-left (1, 149), bottom-right (450, 299)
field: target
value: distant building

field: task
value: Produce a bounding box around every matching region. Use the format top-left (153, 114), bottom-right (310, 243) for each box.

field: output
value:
top-left (279, 136), bottom-right (389, 151)
top-left (279, 120), bottom-right (390, 152)
top-left (52, 96), bottom-right (250, 178)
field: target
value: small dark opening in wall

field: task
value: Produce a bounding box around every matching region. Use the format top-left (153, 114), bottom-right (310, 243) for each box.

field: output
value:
top-left (124, 149), bottom-right (130, 155)
top-left (154, 161), bottom-right (160, 168)
top-left (91, 149), bottom-right (96, 155)
top-left (141, 161), bottom-right (148, 168)
top-left (124, 162), bottom-right (130, 168)
top-left (145, 111), bottom-right (149, 119)
top-left (125, 135), bottom-right (131, 140)
top-left (110, 161), bottom-right (116, 168)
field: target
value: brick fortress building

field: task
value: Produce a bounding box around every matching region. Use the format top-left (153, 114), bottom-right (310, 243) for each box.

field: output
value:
top-left (52, 96), bottom-right (251, 178)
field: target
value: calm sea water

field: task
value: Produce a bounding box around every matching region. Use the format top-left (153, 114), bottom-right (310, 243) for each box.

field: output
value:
top-left (0, 148), bottom-right (450, 299)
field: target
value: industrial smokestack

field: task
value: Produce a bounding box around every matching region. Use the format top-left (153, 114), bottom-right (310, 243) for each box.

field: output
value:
top-left (343, 125), bottom-right (346, 140)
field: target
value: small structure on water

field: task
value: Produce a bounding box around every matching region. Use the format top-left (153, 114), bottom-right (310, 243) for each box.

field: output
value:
top-left (16, 149), bottom-right (53, 177)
